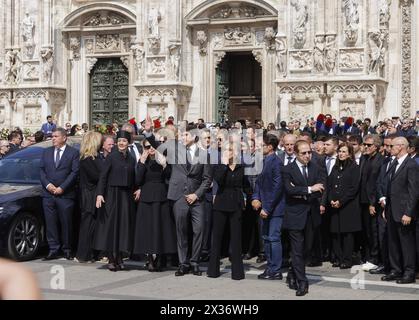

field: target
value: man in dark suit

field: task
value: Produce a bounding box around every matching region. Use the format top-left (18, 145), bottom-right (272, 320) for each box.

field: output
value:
top-left (282, 140), bottom-right (326, 296)
top-left (39, 127), bottom-right (79, 260)
top-left (252, 134), bottom-right (285, 281)
top-left (7, 131), bottom-right (22, 155)
top-left (143, 117), bottom-right (212, 276)
top-left (41, 115), bottom-right (57, 139)
top-left (278, 134), bottom-right (296, 166)
top-left (381, 137), bottom-right (419, 284)
top-left (359, 134), bottom-right (384, 271)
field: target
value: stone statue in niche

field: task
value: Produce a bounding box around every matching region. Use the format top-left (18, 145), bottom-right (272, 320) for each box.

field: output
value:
top-left (379, 0), bottom-right (391, 25)
top-left (275, 37), bottom-right (287, 77)
top-left (368, 31), bottom-right (386, 74)
top-left (148, 7), bottom-right (161, 38)
top-left (131, 40), bottom-right (145, 79)
top-left (4, 49), bottom-right (22, 85)
top-left (291, 0), bottom-right (309, 49)
top-left (169, 44), bottom-right (181, 81)
top-left (342, 0), bottom-right (360, 46)
top-left (197, 30), bottom-right (208, 55)
top-left (41, 47), bottom-right (54, 82)
top-left (313, 35), bottom-right (325, 72)
top-left (324, 35), bottom-right (337, 73)
top-left (264, 27), bottom-right (276, 51)
top-left (21, 11), bottom-right (35, 59)
top-left (12, 50), bottom-right (22, 84)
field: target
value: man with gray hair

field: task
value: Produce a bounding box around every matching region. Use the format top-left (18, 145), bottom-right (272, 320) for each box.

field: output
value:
top-left (381, 137), bottom-right (418, 284)
top-left (0, 140), bottom-right (11, 159)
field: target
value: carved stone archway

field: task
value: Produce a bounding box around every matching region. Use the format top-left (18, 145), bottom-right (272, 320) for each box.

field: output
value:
top-left (62, 2), bottom-right (137, 126)
top-left (186, 0), bottom-right (278, 123)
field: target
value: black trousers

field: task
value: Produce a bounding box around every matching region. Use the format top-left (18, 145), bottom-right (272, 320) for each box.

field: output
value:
top-left (332, 232), bottom-right (354, 266)
top-left (201, 198), bottom-right (213, 256)
top-left (288, 229), bottom-right (308, 283)
top-left (76, 209), bottom-right (96, 261)
top-left (320, 209), bottom-right (333, 261)
top-left (242, 201), bottom-right (262, 256)
top-left (361, 204), bottom-right (380, 264)
top-left (387, 215), bottom-right (416, 277)
top-left (304, 213), bottom-right (321, 263)
top-left (378, 212), bottom-right (390, 269)
top-left (208, 209), bottom-right (244, 280)
top-left (43, 197), bottom-right (74, 254)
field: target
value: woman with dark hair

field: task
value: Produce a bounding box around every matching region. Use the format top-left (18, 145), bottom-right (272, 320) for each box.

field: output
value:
top-left (324, 142), bottom-right (362, 269)
top-left (132, 139), bottom-right (176, 271)
top-left (94, 130), bottom-right (137, 271)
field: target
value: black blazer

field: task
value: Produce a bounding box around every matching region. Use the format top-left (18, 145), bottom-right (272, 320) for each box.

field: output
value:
top-left (39, 145), bottom-right (80, 199)
top-left (97, 148), bottom-right (136, 196)
top-left (386, 157), bottom-right (419, 221)
top-left (282, 160), bottom-right (326, 231)
top-left (326, 161), bottom-right (362, 233)
top-left (360, 152), bottom-right (384, 205)
top-left (213, 164), bottom-right (251, 212)
top-left (136, 159), bottom-right (170, 202)
top-left (79, 157), bottom-right (103, 213)
top-left (376, 156), bottom-right (392, 201)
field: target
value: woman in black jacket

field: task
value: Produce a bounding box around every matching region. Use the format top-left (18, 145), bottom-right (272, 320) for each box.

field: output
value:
top-left (132, 140), bottom-right (176, 271)
top-left (326, 142), bottom-right (362, 269)
top-left (76, 131), bottom-right (104, 263)
top-left (95, 131), bottom-right (136, 271)
top-left (207, 145), bottom-right (251, 280)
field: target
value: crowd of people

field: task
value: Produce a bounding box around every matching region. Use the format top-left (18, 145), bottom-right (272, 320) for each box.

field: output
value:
top-left (0, 113), bottom-right (418, 297)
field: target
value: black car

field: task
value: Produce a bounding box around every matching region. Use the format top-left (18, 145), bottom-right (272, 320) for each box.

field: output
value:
top-left (0, 137), bottom-right (81, 261)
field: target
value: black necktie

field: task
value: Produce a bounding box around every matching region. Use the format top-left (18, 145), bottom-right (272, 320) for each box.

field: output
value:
top-left (186, 147), bottom-right (192, 171)
top-left (387, 159), bottom-right (398, 196)
top-left (129, 145), bottom-right (136, 161)
top-left (55, 148), bottom-right (61, 168)
top-left (302, 165), bottom-right (308, 182)
top-left (287, 156), bottom-right (293, 166)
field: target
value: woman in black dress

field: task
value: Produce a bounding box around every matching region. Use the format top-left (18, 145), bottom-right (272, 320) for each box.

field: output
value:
top-left (95, 130), bottom-right (136, 271)
top-left (132, 140), bottom-right (177, 271)
top-left (326, 142), bottom-right (362, 269)
top-left (207, 145), bottom-right (251, 280)
top-left (76, 131), bottom-right (103, 262)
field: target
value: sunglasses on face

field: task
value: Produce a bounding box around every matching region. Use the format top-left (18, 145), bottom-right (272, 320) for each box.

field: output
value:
top-left (363, 143), bottom-right (373, 147)
top-left (300, 151), bottom-right (312, 155)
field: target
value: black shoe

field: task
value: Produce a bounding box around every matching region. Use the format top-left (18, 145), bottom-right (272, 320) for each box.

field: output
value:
top-left (369, 265), bottom-right (387, 275)
top-left (43, 252), bottom-right (61, 261)
top-left (107, 263), bottom-right (118, 272)
top-left (296, 282), bottom-right (309, 297)
top-left (286, 277), bottom-right (298, 290)
top-left (64, 252), bottom-right (74, 261)
top-left (269, 272), bottom-right (283, 280)
top-left (332, 262), bottom-right (340, 268)
top-left (307, 261), bottom-right (323, 267)
top-left (396, 276), bottom-right (415, 284)
top-left (381, 272), bottom-right (402, 281)
top-left (256, 254), bottom-right (266, 263)
top-left (339, 263), bottom-right (351, 269)
top-left (257, 270), bottom-right (270, 280)
top-left (258, 271), bottom-right (282, 280)
top-left (175, 266), bottom-right (190, 277)
top-left (243, 253), bottom-right (254, 260)
top-left (192, 265), bottom-right (202, 276)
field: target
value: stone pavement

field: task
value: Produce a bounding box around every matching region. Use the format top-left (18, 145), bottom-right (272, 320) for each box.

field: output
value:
top-left (22, 257), bottom-right (419, 300)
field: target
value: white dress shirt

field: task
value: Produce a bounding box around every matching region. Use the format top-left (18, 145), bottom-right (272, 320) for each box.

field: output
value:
top-left (47, 144), bottom-right (67, 190)
top-left (325, 155), bottom-right (337, 176)
top-left (295, 159), bottom-right (312, 194)
top-left (395, 153), bottom-right (409, 173)
top-left (284, 153), bottom-right (296, 166)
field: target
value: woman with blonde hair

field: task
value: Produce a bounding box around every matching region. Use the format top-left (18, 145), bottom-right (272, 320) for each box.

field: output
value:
top-left (76, 131), bottom-right (103, 263)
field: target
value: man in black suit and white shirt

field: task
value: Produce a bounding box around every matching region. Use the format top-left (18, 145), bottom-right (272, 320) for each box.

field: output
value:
top-left (279, 134), bottom-right (297, 166)
top-left (381, 137), bottom-right (419, 284)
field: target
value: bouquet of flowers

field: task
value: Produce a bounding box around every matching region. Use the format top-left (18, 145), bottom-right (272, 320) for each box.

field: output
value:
top-left (0, 128), bottom-right (10, 140)
top-left (23, 128), bottom-right (33, 139)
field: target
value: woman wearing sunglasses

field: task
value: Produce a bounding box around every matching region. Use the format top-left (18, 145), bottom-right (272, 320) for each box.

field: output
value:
top-left (132, 140), bottom-right (176, 272)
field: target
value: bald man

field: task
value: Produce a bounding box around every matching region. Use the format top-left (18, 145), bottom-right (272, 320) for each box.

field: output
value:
top-left (381, 137), bottom-right (419, 284)
top-left (279, 134), bottom-right (297, 166)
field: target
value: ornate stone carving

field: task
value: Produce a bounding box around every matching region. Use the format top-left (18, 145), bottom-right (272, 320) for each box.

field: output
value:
top-left (197, 31), bottom-right (208, 56)
top-left (340, 101), bottom-right (365, 120)
top-left (252, 50), bottom-right (263, 66)
top-left (84, 38), bottom-right (94, 54)
top-left (24, 106), bottom-right (41, 125)
top-left (279, 84), bottom-right (322, 95)
top-left (131, 39), bottom-right (145, 80)
top-left (290, 50), bottom-right (312, 71)
top-left (313, 35), bottom-right (325, 73)
top-left (84, 11), bottom-right (128, 26)
top-left (212, 32), bottom-right (223, 50)
top-left (4, 49), bottom-right (22, 85)
top-left (379, 0), bottom-right (391, 26)
top-left (21, 11), bottom-right (35, 59)
top-left (23, 63), bottom-right (39, 80)
top-left (96, 34), bottom-right (120, 51)
top-left (400, 0), bottom-right (413, 118)
top-left (324, 35), bottom-right (338, 73)
top-left (87, 58), bottom-right (98, 74)
top-left (291, 0), bottom-right (309, 49)
top-left (148, 7), bottom-right (161, 38)
top-left (339, 49), bottom-right (364, 70)
top-left (120, 56), bottom-right (129, 69)
top-left (0, 106), bottom-right (5, 124)
top-left (148, 58), bottom-right (166, 76)
top-left (40, 47), bottom-right (53, 83)
top-left (275, 37), bottom-right (287, 77)
top-left (329, 83), bottom-right (374, 95)
top-left (70, 37), bottom-right (81, 60)
top-left (148, 37), bottom-right (161, 55)
top-left (289, 103), bottom-right (313, 122)
top-left (264, 27), bottom-right (276, 51)
top-left (211, 6), bottom-right (232, 19)
top-left (224, 27), bottom-right (252, 46)
top-left (169, 44), bottom-right (181, 81)
top-left (208, 5), bottom-right (269, 19)
top-left (240, 6), bottom-right (258, 17)
top-left (368, 31), bottom-right (386, 74)
top-left (342, 0), bottom-right (360, 46)
top-left (214, 51), bottom-right (226, 67)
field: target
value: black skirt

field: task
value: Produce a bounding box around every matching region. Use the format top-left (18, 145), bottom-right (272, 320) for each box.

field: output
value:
top-left (133, 200), bottom-right (177, 255)
top-left (93, 186), bottom-right (134, 255)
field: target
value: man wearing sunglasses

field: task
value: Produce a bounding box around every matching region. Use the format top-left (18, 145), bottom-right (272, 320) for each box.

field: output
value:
top-left (282, 140), bottom-right (326, 296)
top-left (359, 135), bottom-right (385, 272)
